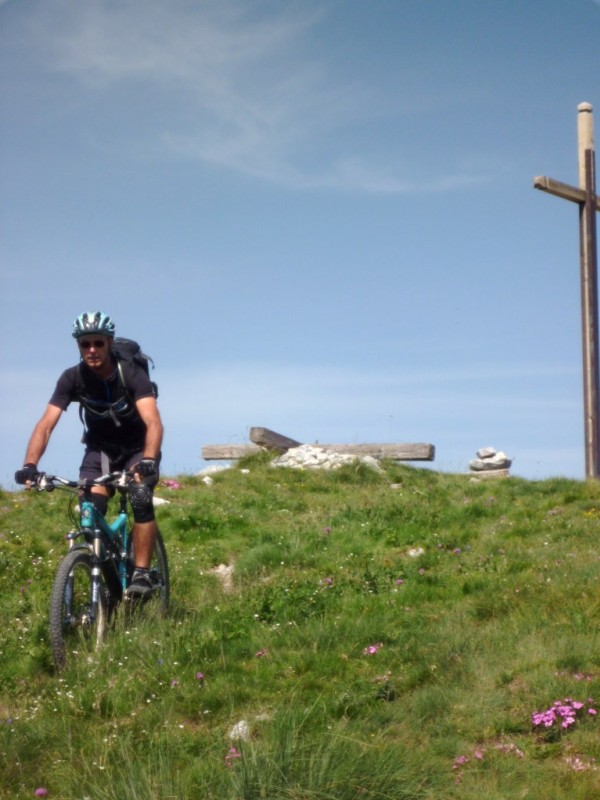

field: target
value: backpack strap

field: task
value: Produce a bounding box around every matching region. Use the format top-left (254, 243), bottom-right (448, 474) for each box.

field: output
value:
top-left (76, 364), bottom-right (87, 442)
top-left (116, 359), bottom-right (128, 394)
top-left (76, 361), bottom-right (128, 440)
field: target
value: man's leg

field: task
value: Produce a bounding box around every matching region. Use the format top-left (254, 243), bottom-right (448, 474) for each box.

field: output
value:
top-left (132, 520), bottom-right (157, 569)
top-left (80, 450), bottom-right (111, 514)
top-left (126, 457), bottom-right (160, 596)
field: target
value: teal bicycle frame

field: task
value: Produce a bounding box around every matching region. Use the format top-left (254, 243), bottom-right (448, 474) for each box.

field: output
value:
top-left (68, 480), bottom-right (133, 619)
top-left (38, 469), bottom-right (169, 670)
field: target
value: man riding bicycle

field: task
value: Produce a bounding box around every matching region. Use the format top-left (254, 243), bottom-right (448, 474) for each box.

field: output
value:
top-left (15, 311), bottom-right (164, 598)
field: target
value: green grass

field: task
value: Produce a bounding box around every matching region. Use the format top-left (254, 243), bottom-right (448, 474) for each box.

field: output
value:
top-left (3, 459), bottom-right (600, 798)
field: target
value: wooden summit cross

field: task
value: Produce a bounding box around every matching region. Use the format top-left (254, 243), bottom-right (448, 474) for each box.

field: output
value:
top-left (202, 427), bottom-right (435, 462)
top-left (534, 102), bottom-right (600, 479)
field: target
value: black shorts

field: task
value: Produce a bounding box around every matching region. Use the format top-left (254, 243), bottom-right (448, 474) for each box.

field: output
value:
top-left (79, 449), bottom-right (160, 489)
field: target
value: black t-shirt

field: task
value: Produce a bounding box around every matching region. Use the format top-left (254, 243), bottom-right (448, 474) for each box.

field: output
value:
top-left (49, 357), bottom-right (156, 455)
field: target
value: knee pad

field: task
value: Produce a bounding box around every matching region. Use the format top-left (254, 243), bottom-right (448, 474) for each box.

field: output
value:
top-left (91, 494), bottom-right (108, 518)
top-left (129, 482), bottom-right (155, 523)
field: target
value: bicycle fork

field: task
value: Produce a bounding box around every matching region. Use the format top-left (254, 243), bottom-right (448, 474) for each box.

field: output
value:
top-left (77, 498), bottom-right (104, 624)
top-left (89, 531), bottom-right (104, 622)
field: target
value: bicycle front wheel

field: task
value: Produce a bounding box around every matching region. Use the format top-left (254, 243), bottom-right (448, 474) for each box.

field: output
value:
top-left (49, 549), bottom-right (109, 671)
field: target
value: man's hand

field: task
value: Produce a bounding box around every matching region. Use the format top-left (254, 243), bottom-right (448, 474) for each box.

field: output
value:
top-left (15, 463), bottom-right (39, 485)
top-left (135, 458), bottom-right (158, 478)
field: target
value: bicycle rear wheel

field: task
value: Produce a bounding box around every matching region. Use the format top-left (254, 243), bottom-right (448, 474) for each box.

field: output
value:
top-left (127, 526), bottom-right (170, 612)
top-left (49, 549), bottom-right (109, 670)
top-left (152, 527), bottom-right (170, 612)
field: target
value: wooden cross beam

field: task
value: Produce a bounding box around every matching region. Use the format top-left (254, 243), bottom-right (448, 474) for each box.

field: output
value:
top-left (202, 427), bottom-right (435, 462)
top-left (534, 102), bottom-right (600, 479)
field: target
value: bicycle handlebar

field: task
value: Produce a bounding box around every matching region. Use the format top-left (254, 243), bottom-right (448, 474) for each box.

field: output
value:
top-left (34, 470), bottom-right (135, 492)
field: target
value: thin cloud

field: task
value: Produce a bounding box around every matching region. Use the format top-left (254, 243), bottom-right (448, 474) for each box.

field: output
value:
top-left (155, 360), bottom-right (579, 428)
top-left (18, 0), bottom-right (490, 193)
top-left (1, 360), bottom-right (582, 484)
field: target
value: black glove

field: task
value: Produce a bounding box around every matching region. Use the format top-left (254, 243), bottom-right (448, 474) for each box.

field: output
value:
top-left (135, 458), bottom-right (158, 477)
top-left (15, 463), bottom-right (39, 485)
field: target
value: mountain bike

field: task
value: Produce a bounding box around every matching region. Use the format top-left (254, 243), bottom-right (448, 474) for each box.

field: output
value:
top-left (34, 470), bottom-right (170, 670)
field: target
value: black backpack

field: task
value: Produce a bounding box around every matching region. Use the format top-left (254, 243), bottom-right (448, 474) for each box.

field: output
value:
top-left (112, 337), bottom-right (158, 399)
top-left (75, 337), bottom-right (158, 433)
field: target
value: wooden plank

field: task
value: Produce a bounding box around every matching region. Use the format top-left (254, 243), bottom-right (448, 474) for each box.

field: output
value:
top-left (203, 441), bottom-right (435, 461)
top-left (202, 444), bottom-right (262, 460)
top-left (534, 175), bottom-right (600, 210)
top-left (249, 427), bottom-right (302, 452)
top-left (316, 443), bottom-right (435, 461)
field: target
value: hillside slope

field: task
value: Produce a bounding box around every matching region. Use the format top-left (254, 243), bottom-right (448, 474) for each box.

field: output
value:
top-left (2, 458), bottom-right (600, 799)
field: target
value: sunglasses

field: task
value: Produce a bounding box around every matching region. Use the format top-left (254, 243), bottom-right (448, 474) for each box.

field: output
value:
top-left (79, 339), bottom-right (107, 350)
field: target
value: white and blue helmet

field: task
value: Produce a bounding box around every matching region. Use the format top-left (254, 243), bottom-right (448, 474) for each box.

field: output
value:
top-left (72, 311), bottom-right (116, 339)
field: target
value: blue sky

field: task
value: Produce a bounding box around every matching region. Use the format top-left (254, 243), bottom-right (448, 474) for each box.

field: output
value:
top-left (2, 0), bottom-right (599, 487)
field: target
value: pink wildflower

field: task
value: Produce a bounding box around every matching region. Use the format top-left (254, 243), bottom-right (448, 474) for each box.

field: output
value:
top-left (225, 747), bottom-right (242, 768)
top-left (452, 755), bottom-right (469, 769)
top-left (363, 642), bottom-right (383, 655)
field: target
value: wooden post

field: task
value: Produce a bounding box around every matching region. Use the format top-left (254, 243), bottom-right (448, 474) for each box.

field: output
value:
top-left (534, 102), bottom-right (600, 479)
top-left (578, 103), bottom-right (600, 478)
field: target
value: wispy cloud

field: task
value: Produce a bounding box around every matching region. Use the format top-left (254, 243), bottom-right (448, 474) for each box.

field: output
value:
top-left (155, 359), bottom-right (579, 431)
top-left (19, 0), bottom-right (489, 193)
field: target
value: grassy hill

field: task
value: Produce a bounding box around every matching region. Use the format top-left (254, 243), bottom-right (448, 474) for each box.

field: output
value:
top-left (2, 456), bottom-right (600, 799)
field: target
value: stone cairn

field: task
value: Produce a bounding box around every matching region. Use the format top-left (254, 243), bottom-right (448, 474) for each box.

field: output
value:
top-left (468, 447), bottom-right (512, 478)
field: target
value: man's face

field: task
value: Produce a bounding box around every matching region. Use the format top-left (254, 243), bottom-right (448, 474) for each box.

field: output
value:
top-left (77, 335), bottom-right (112, 372)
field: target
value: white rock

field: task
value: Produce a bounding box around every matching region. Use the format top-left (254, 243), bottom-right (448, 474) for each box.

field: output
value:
top-left (152, 497), bottom-right (170, 506)
top-left (228, 720), bottom-right (251, 741)
top-left (197, 464), bottom-right (231, 477)
top-left (469, 453), bottom-right (512, 471)
top-left (211, 563), bottom-right (234, 593)
top-left (477, 447), bottom-right (497, 459)
top-left (271, 444), bottom-right (381, 472)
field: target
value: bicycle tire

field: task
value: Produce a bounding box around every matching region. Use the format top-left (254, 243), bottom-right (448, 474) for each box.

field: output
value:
top-left (127, 526), bottom-right (170, 612)
top-left (153, 527), bottom-right (170, 612)
top-left (49, 549), bottom-right (109, 671)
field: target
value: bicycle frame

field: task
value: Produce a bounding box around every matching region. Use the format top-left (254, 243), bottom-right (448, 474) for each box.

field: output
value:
top-left (38, 470), bottom-right (169, 669)
top-left (67, 482), bottom-right (133, 620)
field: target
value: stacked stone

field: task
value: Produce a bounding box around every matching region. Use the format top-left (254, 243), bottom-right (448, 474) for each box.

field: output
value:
top-left (271, 444), bottom-right (381, 472)
top-left (468, 447), bottom-right (512, 478)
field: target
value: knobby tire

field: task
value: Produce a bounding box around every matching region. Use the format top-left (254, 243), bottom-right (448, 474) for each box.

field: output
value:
top-left (127, 526), bottom-right (170, 612)
top-left (152, 527), bottom-right (170, 612)
top-left (49, 549), bottom-right (109, 671)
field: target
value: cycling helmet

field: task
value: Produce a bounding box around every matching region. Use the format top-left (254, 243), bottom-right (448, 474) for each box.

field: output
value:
top-left (72, 311), bottom-right (116, 339)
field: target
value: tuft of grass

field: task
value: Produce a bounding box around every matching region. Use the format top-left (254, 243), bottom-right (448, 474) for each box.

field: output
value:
top-left (2, 460), bottom-right (600, 798)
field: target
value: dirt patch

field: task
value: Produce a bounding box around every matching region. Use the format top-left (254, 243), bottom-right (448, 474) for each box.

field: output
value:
top-left (210, 563), bottom-right (235, 593)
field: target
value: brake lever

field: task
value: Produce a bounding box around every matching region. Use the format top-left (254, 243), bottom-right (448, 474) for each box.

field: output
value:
top-left (36, 474), bottom-right (54, 492)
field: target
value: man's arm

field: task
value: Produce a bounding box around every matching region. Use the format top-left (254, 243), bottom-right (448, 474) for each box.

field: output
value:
top-left (135, 396), bottom-right (163, 460)
top-left (23, 404), bottom-right (63, 466)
